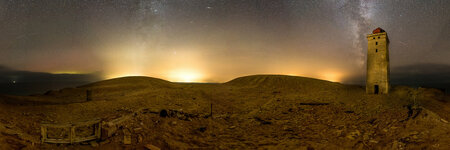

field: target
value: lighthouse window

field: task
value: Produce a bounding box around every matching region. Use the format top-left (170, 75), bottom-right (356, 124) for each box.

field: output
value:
top-left (375, 42), bottom-right (378, 45)
top-left (376, 49), bottom-right (378, 52)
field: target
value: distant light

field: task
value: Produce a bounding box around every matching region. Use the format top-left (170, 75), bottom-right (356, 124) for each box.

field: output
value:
top-left (168, 69), bottom-right (203, 82)
top-left (320, 71), bottom-right (343, 82)
top-left (12, 81), bottom-right (16, 84)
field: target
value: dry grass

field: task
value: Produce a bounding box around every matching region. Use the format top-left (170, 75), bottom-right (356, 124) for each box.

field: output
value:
top-left (0, 75), bottom-right (449, 149)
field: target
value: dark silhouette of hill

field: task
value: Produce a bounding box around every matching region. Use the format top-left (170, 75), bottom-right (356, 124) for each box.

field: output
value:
top-left (391, 64), bottom-right (450, 91)
top-left (0, 65), bottom-right (101, 95)
top-left (225, 74), bottom-right (342, 88)
top-left (79, 76), bottom-right (174, 89)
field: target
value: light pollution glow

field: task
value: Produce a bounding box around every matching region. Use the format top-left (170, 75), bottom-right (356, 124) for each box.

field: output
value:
top-left (104, 69), bottom-right (343, 83)
top-left (99, 48), bottom-right (344, 83)
top-left (93, 36), bottom-right (346, 83)
top-left (51, 71), bottom-right (85, 74)
top-left (99, 41), bottom-right (210, 82)
top-left (90, 25), bottom-right (351, 83)
top-left (5, 1), bottom-right (448, 85)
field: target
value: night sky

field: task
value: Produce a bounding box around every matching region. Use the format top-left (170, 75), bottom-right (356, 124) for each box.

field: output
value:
top-left (1, 0), bottom-right (449, 85)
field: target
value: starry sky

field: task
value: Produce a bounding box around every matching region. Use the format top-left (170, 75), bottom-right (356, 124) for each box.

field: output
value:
top-left (0, 0), bottom-right (449, 84)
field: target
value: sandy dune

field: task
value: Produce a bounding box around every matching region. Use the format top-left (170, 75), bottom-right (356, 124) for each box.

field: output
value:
top-left (0, 75), bottom-right (449, 149)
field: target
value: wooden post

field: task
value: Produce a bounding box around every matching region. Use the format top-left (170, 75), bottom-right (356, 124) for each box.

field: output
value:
top-left (86, 90), bottom-right (92, 101)
top-left (210, 103), bottom-right (213, 118)
top-left (40, 126), bottom-right (47, 143)
top-left (70, 126), bottom-right (76, 144)
top-left (95, 123), bottom-right (102, 139)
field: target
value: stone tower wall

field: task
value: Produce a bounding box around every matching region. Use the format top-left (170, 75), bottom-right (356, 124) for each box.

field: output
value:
top-left (366, 32), bottom-right (390, 94)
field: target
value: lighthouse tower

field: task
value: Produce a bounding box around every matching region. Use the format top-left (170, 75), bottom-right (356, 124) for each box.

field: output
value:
top-left (366, 27), bottom-right (390, 94)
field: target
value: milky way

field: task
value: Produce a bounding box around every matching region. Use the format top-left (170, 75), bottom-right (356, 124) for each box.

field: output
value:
top-left (0, 0), bottom-right (449, 83)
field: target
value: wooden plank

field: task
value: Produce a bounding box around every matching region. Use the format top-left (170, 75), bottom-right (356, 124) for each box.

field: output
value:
top-left (70, 126), bottom-right (75, 144)
top-left (95, 123), bottom-right (102, 139)
top-left (73, 136), bottom-right (98, 143)
top-left (40, 126), bottom-right (47, 144)
top-left (45, 139), bottom-right (71, 143)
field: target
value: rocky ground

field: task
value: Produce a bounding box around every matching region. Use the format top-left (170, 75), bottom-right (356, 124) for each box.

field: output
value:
top-left (0, 75), bottom-right (449, 149)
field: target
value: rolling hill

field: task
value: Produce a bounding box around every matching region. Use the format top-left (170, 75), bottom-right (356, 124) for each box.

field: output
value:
top-left (0, 75), bottom-right (448, 149)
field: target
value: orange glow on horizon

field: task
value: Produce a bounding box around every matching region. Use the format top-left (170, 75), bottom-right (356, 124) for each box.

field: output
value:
top-left (50, 71), bottom-right (85, 74)
top-left (105, 73), bottom-right (145, 79)
top-left (104, 70), bottom-right (345, 83)
top-left (100, 44), bottom-right (208, 82)
top-left (103, 69), bottom-right (205, 83)
top-left (167, 69), bottom-right (204, 82)
top-left (319, 71), bottom-right (343, 82)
